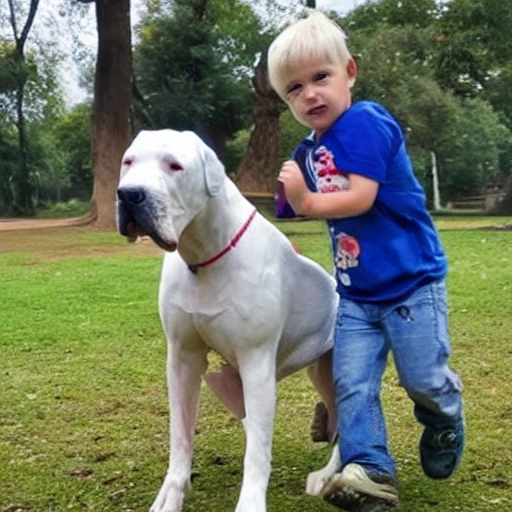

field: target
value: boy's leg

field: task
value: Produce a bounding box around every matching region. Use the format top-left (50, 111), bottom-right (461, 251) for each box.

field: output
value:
top-left (321, 299), bottom-right (399, 510)
top-left (332, 299), bottom-right (395, 476)
top-left (385, 279), bottom-right (464, 479)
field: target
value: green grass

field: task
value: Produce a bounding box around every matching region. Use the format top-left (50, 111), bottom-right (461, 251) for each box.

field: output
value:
top-left (1, 217), bottom-right (512, 511)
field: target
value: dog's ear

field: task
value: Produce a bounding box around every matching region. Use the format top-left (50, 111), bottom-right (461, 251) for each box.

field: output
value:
top-left (183, 131), bottom-right (225, 196)
top-left (200, 141), bottom-right (225, 197)
top-left (185, 133), bottom-right (223, 197)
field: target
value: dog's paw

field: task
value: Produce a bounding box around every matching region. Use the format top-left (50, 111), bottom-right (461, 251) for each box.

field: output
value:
top-left (150, 474), bottom-right (189, 512)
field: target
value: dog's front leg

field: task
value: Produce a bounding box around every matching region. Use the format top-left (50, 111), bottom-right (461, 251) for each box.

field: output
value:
top-left (235, 350), bottom-right (277, 512)
top-left (150, 342), bottom-right (208, 512)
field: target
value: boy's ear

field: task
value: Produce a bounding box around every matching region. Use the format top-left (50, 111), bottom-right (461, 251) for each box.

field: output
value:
top-left (347, 58), bottom-right (357, 88)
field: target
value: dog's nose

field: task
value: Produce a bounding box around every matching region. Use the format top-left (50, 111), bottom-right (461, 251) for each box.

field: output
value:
top-left (117, 188), bottom-right (146, 205)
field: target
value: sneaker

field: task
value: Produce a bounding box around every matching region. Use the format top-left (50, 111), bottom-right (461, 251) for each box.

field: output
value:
top-left (419, 418), bottom-right (464, 479)
top-left (320, 463), bottom-right (399, 511)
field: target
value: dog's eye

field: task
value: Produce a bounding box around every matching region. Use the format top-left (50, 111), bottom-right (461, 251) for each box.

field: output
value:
top-left (169, 162), bottom-right (183, 172)
top-left (123, 158), bottom-right (133, 167)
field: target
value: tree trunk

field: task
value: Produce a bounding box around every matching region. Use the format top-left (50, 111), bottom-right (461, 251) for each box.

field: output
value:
top-left (8, 0), bottom-right (39, 216)
top-left (234, 52), bottom-right (284, 194)
top-left (89, 0), bottom-right (132, 228)
top-left (13, 81), bottom-right (34, 215)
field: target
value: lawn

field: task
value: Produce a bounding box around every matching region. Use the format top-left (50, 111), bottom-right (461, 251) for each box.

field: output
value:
top-left (1, 216), bottom-right (512, 511)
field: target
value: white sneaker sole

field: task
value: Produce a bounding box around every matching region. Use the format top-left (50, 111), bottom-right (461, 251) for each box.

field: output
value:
top-left (321, 463), bottom-right (399, 506)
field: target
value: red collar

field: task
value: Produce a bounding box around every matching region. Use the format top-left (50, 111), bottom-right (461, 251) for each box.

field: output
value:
top-left (188, 209), bottom-right (257, 273)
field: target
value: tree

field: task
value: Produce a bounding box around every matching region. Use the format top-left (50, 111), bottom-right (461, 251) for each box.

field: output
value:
top-left (234, 51), bottom-right (284, 193)
top-left (1, 10), bottom-right (70, 213)
top-left (52, 104), bottom-right (93, 201)
top-left (346, 0), bottom-right (438, 31)
top-left (234, 1), bottom-right (313, 193)
top-left (77, 0), bottom-right (132, 228)
top-left (0, 127), bottom-right (18, 213)
top-left (5, 0), bottom-right (39, 215)
top-left (437, 97), bottom-right (512, 202)
top-left (432, 0), bottom-right (512, 100)
top-left (134, 0), bottom-right (262, 160)
top-left (32, 103), bottom-right (92, 204)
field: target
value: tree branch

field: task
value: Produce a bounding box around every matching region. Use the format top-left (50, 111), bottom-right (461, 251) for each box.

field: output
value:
top-left (19, 0), bottom-right (40, 47)
top-left (7, 0), bottom-right (19, 41)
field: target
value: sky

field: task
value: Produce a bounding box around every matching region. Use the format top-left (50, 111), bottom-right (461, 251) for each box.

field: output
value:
top-left (319, 0), bottom-right (362, 13)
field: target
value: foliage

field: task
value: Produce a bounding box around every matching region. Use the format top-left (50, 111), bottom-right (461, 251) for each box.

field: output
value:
top-left (1, 0), bottom-right (512, 215)
top-left (0, 99), bottom-right (91, 213)
top-left (485, 61), bottom-right (512, 133)
top-left (438, 97), bottom-right (512, 199)
top-left (0, 41), bottom-right (37, 101)
top-left (49, 103), bottom-right (92, 202)
top-left (1, 220), bottom-right (512, 510)
top-left (278, 109), bottom-right (310, 162)
top-left (133, 0), bottom-right (265, 158)
top-left (433, 0), bottom-right (512, 98)
top-left (225, 127), bottom-right (251, 176)
top-left (0, 127), bottom-right (20, 213)
top-left (344, 0), bottom-right (439, 32)
top-left (0, 17), bottom-right (68, 214)
top-left (338, 0), bottom-right (512, 206)
top-left (35, 199), bottom-right (90, 218)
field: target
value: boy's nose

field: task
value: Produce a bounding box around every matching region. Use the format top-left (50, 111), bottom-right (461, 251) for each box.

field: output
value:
top-left (303, 84), bottom-right (317, 99)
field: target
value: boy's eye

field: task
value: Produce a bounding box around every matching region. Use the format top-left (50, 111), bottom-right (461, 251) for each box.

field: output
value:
top-left (286, 83), bottom-right (301, 95)
top-left (315, 72), bottom-right (328, 82)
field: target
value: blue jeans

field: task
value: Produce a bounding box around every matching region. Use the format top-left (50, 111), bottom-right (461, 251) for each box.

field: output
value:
top-left (333, 278), bottom-right (464, 478)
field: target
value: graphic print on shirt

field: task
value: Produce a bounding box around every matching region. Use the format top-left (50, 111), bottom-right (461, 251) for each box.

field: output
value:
top-left (312, 146), bottom-right (349, 193)
top-left (311, 145), bottom-right (359, 287)
top-left (333, 232), bottom-right (361, 287)
top-left (335, 233), bottom-right (360, 270)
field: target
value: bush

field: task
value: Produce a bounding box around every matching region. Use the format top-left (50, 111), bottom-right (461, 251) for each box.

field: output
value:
top-left (36, 199), bottom-right (90, 219)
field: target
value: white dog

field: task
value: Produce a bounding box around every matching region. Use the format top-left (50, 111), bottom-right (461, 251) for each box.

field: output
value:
top-left (117, 129), bottom-right (340, 512)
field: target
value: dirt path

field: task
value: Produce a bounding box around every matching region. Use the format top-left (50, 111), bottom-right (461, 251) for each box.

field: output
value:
top-left (0, 217), bottom-right (83, 231)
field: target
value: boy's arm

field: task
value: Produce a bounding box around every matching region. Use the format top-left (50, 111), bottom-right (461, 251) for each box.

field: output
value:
top-left (278, 160), bottom-right (378, 219)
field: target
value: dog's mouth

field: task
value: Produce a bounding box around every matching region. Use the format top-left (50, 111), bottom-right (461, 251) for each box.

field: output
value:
top-left (123, 220), bottom-right (177, 252)
top-left (150, 235), bottom-right (178, 252)
top-left (123, 220), bottom-right (147, 241)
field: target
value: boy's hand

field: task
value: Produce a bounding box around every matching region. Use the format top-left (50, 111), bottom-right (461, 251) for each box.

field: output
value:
top-left (278, 160), bottom-right (378, 219)
top-left (278, 160), bottom-right (311, 214)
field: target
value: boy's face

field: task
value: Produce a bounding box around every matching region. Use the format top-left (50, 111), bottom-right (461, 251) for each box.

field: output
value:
top-left (283, 58), bottom-right (357, 138)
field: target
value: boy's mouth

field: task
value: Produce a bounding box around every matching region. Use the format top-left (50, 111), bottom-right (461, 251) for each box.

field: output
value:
top-left (307, 105), bottom-right (327, 117)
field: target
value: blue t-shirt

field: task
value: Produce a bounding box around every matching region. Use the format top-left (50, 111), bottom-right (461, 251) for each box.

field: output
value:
top-left (293, 100), bottom-right (447, 302)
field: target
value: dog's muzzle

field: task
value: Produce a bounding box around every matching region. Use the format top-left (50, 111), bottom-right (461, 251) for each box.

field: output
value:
top-left (117, 186), bottom-right (148, 238)
top-left (116, 186), bottom-right (177, 251)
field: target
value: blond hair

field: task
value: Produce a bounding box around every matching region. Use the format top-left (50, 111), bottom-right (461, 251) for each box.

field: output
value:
top-left (268, 11), bottom-right (352, 100)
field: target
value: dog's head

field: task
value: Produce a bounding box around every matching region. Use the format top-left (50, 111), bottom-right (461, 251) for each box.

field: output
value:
top-left (117, 129), bottom-right (225, 251)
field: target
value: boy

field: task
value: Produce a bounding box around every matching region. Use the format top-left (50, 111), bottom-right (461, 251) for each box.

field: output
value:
top-left (268, 11), bottom-right (464, 511)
